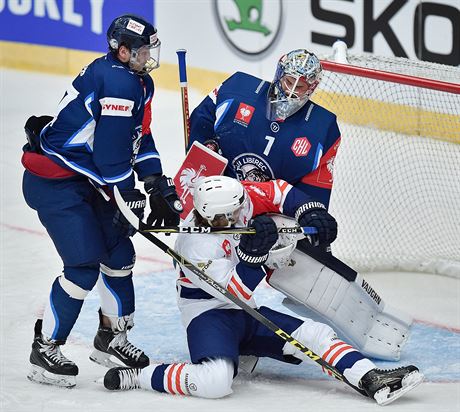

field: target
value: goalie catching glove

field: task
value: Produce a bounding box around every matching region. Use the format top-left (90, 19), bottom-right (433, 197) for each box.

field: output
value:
top-left (237, 215), bottom-right (278, 267)
top-left (144, 175), bottom-right (183, 227)
top-left (113, 189), bottom-right (146, 237)
top-left (295, 202), bottom-right (337, 246)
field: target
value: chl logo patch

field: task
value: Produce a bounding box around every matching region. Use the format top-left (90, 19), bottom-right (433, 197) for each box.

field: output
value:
top-left (291, 137), bottom-right (311, 157)
top-left (234, 103), bottom-right (255, 127)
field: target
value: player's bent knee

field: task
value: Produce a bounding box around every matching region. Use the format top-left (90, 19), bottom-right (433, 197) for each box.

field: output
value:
top-left (58, 275), bottom-right (89, 300)
top-left (192, 358), bottom-right (234, 399)
top-left (283, 319), bottom-right (337, 358)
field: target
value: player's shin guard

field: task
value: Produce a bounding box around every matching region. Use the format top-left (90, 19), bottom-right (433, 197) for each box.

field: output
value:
top-left (107, 358), bottom-right (235, 398)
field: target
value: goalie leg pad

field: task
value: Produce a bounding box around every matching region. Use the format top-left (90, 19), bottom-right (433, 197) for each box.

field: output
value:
top-left (268, 250), bottom-right (412, 361)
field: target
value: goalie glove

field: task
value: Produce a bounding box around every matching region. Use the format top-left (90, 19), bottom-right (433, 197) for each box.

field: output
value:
top-left (144, 175), bottom-right (183, 227)
top-left (295, 202), bottom-right (337, 247)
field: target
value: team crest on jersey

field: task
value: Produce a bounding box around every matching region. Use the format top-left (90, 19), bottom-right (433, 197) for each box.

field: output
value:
top-left (222, 239), bottom-right (232, 257)
top-left (291, 137), bottom-right (311, 157)
top-left (232, 153), bottom-right (274, 182)
top-left (234, 103), bottom-right (255, 127)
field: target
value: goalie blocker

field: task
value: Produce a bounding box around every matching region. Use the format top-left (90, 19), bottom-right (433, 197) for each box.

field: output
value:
top-left (267, 232), bottom-right (412, 361)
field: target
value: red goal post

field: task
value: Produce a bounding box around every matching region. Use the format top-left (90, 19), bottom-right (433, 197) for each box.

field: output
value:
top-left (313, 54), bottom-right (460, 277)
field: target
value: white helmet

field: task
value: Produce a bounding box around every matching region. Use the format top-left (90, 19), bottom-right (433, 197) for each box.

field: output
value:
top-left (193, 176), bottom-right (247, 227)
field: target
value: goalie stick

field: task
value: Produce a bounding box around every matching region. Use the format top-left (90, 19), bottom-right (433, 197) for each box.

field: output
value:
top-left (113, 186), bottom-right (366, 397)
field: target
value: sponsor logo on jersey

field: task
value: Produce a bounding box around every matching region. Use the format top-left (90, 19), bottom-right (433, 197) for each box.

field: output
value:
top-left (214, 0), bottom-right (282, 55)
top-left (232, 153), bottom-right (274, 182)
top-left (291, 137), bottom-right (311, 157)
top-left (234, 103), bottom-right (255, 127)
top-left (100, 97), bottom-right (134, 117)
top-left (222, 239), bottom-right (232, 257)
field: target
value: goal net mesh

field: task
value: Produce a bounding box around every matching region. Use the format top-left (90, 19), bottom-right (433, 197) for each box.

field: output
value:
top-left (313, 54), bottom-right (460, 276)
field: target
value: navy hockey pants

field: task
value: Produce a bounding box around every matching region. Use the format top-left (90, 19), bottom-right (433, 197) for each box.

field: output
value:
top-left (22, 171), bottom-right (135, 340)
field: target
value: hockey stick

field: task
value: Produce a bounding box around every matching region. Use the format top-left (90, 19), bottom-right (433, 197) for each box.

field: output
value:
top-left (113, 186), bottom-right (366, 396)
top-left (126, 218), bottom-right (317, 236)
top-left (176, 49), bottom-right (191, 151)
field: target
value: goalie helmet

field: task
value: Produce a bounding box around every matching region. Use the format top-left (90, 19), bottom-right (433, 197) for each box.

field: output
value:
top-left (107, 14), bottom-right (161, 74)
top-left (266, 49), bottom-right (322, 121)
top-left (193, 176), bottom-right (247, 227)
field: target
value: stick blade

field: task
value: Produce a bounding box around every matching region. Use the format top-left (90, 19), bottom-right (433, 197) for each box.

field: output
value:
top-left (113, 186), bottom-right (140, 230)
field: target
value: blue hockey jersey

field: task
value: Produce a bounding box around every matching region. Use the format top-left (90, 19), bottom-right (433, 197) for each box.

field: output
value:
top-left (40, 52), bottom-right (162, 190)
top-left (189, 72), bottom-right (341, 207)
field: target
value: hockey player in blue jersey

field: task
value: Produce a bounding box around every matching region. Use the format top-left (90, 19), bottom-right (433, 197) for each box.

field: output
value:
top-left (21, 14), bottom-right (182, 388)
top-left (189, 49), bottom-right (339, 213)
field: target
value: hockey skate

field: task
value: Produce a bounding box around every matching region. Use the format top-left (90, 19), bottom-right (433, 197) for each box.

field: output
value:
top-left (27, 320), bottom-right (78, 388)
top-left (359, 365), bottom-right (423, 405)
top-left (103, 366), bottom-right (142, 390)
top-left (89, 309), bottom-right (149, 369)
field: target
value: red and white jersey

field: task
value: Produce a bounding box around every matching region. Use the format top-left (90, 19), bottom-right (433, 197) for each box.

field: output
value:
top-left (174, 179), bottom-right (298, 328)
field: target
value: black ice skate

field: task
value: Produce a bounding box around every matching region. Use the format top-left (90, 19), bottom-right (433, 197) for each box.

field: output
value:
top-left (89, 309), bottom-right (149, 369)
top-left (27, 319), bottom-right (78, 388)
top-left (359, 365), bottom-right (423, 405)
top-left (103, 367), bottom-right (142, 391)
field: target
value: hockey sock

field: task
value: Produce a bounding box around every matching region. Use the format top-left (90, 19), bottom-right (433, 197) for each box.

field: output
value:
top-left (97, 271), bottom-right (134, 317)
top-left (42, 277), bottom-right (85, 341)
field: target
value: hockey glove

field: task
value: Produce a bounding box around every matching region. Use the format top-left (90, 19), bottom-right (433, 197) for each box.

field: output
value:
top-left (144, 175), bottom-right (183, 227)
top-left (237, 215), bottom-right (278, 267)
top-left (296, 202), bottom-right (337, 247)
top-left (113, 189), bottom-right (146, 237)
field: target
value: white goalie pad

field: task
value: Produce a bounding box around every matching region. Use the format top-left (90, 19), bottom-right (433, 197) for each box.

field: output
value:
top-left (267, 249), bottom-right (412, 361)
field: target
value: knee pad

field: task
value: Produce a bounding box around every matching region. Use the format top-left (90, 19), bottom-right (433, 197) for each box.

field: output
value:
top-left (187, 358), bottom-right (234, 399)
top-left (63, 265), bottom-right (100, 293)
top-left (102, 238), bottom-right (136, 272)
top-left (282, 319), bottom-right (336, 361)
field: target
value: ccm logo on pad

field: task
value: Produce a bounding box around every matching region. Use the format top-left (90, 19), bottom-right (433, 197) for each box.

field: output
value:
top-left (100, 97), bottom-right (134, 117)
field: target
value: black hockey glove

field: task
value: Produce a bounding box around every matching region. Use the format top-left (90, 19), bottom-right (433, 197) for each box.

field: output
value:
top-left (113, 189), bottom-right (146, 237)
top-left (296, 202), bottom-right (337, 247)
top-left (144, 175), bottom-right (183, 227)
top-left (237, 215), bottom-right (278, 267)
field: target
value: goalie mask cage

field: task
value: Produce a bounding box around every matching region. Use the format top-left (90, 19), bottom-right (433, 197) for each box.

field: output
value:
top-left (313, 54), bottom-right (460, 277)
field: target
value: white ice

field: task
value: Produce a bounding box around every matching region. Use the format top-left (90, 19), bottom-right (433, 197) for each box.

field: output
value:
top-left (1, 68), bottom-right (459, 412)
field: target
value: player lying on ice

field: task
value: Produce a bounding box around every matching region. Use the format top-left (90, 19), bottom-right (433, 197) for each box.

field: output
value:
top-left (104, 176), bottom-right (423, 405)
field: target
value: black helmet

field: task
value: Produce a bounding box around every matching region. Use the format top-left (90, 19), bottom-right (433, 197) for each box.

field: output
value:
top-left (107, 14), bottom-right (161, 74)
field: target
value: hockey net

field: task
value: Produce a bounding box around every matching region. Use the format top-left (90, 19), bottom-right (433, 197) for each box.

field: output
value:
top-left (313, 53), bottom-right (460, 277)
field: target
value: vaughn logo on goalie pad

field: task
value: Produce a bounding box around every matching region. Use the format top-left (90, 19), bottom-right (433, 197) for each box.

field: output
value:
top-left (361, 279), bottom-right (382, 305)
top-left (174, 141), bottom-right (228, 219)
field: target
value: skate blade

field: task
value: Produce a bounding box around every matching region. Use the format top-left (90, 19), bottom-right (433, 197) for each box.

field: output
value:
top-left (27, 364), bottom-right (76, 388)
top-left (374, 371), bottom-right (424, 406)
top-left (89, 349), bottom-right (124, 369)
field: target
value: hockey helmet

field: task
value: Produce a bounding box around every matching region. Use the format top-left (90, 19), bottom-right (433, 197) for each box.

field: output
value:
top-left (107, 14), bottom-right (161, 74)
top-left (265, 214), bottom-right (299, 270)
top-left (193, 176), bottom-right (247, 227)
top-left (266, 49), bottom-right (322, 121)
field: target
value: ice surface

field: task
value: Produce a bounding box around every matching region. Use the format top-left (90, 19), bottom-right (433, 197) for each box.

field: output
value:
top-left (1, 69), bottom-right (459, 412)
